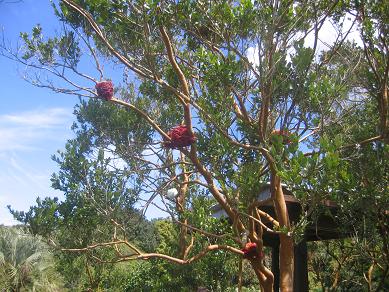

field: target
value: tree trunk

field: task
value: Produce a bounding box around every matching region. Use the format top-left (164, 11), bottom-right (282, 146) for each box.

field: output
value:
top-left (279, 235), bottom-right (294, 292)
top-left (250, 260), bottom-right (274, 292)
top-left (271, 174), bottom-right (294, 291)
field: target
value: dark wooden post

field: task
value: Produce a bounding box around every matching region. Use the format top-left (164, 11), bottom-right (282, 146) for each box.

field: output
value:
top-left (293, 238), bottom-right (309, 292)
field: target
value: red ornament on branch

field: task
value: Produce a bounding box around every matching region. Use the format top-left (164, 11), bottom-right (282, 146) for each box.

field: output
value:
top-left (241, 242), bottom-right (263, 260)
top-left (95, 81), bottom-right (114, 100)
top-left (271, 129), bottom-right (292, 144)
top-left (163, 125), bottom-right (196, 149)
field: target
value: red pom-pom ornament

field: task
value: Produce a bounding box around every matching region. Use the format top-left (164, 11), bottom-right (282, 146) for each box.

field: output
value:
top-left (241, 242), bottom-right (263, 260)
top-left (95, 81), bottom-right (114, 100)
top-left (163, 125), bottom-right (196, 149)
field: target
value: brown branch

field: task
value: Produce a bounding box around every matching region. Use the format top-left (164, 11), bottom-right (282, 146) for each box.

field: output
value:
top-left (172, 218), bottom-right (234, 241)
top-left (156, 26), bottom-right (244, 236)
top-left (255, 209), bottom-right (280, 228)
top-left (62, 0), bottom-right (152, 79)
top-left (177, 153), bottom-right (190, 258)
top-left (158, 26), bottom-right (190, 99)
top-left (299, 128), bottom-right (320, 143)
top-left (231, 86), bottom-right (252, 124)
top-left (110, 97), bottom-right (170, 140)
top-left (271, 174), bottom-right (290, 227)
top-left (191, 100), bottom-right (265, 151)
top-left (56, 240), bottom-right (142, 255)
top-left (183, 235), bottom-right (195, 260)
top-left (94, 244), bottom-right (243, 265)
top-left (363, 263), bottom-right (375, 292)
top-left (303, 135), bottom-right (384, 157)
top-left (158, 25), bottom-right (192, 129)
top-left (340, 135), bottom-right (383, 149)
top-left (238, 210), bottom-right (285, 236)
top-left (181, 147), bottom-right (245, 233)
top-left (62, 0), bottom-right (189, 103)
top-left (159, 26), bottom-right (255, 235)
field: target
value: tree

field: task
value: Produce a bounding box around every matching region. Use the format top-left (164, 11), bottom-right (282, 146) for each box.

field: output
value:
top-left (0, 226), bottom-right (64, 292)
top-left (2, 0), bottom-right (388, 291)
top-left (307, 64), bottom-right (389, 291)
top-left (9, 101), bottom-right (158, 290)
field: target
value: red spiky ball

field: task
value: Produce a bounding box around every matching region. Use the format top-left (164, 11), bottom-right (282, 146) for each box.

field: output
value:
top-left (241, 242), bottom-right (263, 260)
top-left (164, 125), bottom-right (196, 149)
top-left (95, 81), bottom-right (114, 100)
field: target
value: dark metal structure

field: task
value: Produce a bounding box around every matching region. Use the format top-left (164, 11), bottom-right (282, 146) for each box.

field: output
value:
top-left (211, 185), bottom-right (350, 292)
top-left (259, 186), bottom-right (350, 292)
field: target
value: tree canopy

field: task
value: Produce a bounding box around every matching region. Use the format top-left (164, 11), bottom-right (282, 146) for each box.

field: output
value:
top-left (2, 0), bottom-right (388, 291)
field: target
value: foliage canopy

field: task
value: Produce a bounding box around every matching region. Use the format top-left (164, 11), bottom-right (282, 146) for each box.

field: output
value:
top-left (2, 0), bottom-right (388, 291)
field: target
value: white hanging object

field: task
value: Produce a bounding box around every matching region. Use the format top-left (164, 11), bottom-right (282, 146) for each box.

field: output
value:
top-left (166, 188), bottom-right (178, 200)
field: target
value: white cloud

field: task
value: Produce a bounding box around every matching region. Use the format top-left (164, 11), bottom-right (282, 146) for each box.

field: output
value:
top-left (0, 151), bottom-right (65, 226)
top-left (305, 15), bottom-right (363, 52)
top-left (0, 212), bottom-right (19, 226)
top-left (247, 46), bottom-right (260, 67)
top-left (103, 144), bottom-right (128, 170)
top-left (0, 107), bottom-right (72, 128)
top-left (246, 13), bottom-right (363, 67)
top-left (0, 107), bottom-right (73, 152)
top-left (0, 107), bottom-right (73, 225)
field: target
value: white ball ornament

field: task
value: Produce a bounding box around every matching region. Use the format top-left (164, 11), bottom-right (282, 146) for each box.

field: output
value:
top-left (166, 188), bottom-right (178, 200)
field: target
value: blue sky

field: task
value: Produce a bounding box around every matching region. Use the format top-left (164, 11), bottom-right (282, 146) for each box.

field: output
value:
top-left (0, 0), bottom-right (78, 225)
top-left (0, 0), bottom-right (167, 225)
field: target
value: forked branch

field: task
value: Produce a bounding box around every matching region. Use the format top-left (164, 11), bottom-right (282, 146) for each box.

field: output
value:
top-left (53, 238), bottom-right (243, 266)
